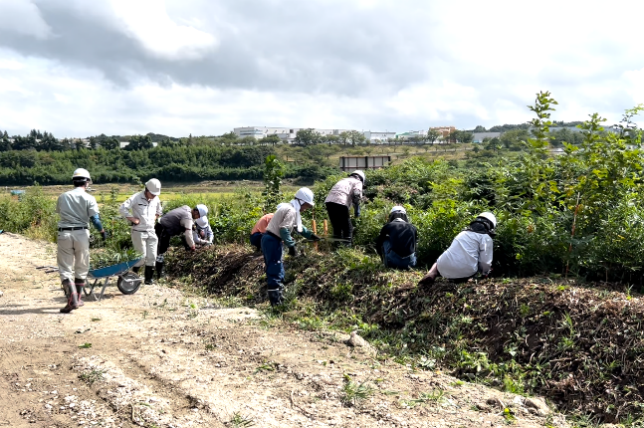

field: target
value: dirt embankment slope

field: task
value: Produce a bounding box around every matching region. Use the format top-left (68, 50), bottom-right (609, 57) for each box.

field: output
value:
top-left (0, 232), bottom-right (565, 428)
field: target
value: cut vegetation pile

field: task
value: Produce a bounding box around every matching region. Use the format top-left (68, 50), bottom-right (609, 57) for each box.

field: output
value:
top-left (168, 245), bottom-right (644, 422)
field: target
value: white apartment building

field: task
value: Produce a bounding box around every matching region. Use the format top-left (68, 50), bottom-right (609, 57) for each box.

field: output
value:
top-left (362, 131), bottom-right (396, 144)
top-left (233, 126), bottom-right (353, 143)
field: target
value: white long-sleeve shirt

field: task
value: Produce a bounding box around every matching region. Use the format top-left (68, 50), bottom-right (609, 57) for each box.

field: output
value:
top-left (436, 231), bottom-right (493, 279)
top-left (119, 191), bottom-right (163, 232)
top-left (324, 176), bottom-right (363, 208)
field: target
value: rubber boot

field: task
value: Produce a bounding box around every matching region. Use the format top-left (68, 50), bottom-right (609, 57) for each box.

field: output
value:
top-left (144, 266), bottom-right (155, 285)
top-left (74, 278), bottom-right (85, 307)
top-left (60, 280), bottom-right (79, 313)
top-left (267, 283), bottom-right (284, 306)
top-left (155, 261), bottom-right (164, 281)
top-left (132, 266), bottom-right (141, 274)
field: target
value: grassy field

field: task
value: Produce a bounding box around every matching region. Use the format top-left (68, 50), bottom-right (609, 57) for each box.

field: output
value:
top-left (1, 181), bottom-right (300, 203)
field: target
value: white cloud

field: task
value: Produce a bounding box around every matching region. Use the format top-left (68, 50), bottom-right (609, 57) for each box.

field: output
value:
top-left (0, 0), bottom-right (50, 39)
top-left (109, 0), bottom-right (217, 60)
top-left (0, 0), bottom-right (643, 136)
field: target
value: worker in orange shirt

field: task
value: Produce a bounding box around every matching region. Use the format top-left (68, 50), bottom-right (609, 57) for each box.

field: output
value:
top-left (250, 204), bottom-right (287, 251)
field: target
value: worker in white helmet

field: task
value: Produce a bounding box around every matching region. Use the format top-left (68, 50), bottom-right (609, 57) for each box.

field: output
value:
top-left (262, 188), bottom-right (320, 306)
top-left (154, 203), bottom-right (208, 280)
top-left (119, 178), bottom-right (163, 284)
top-left (376, 206), bottom-right (418, 269)
top-left (56, 168), bottom-right (106, 313)
top-left (324, 170), bottom-right (365, 246)
top-left (192, 216), bottom-right (214, 247)
top-left (419, 212), bottom-right (496, 285)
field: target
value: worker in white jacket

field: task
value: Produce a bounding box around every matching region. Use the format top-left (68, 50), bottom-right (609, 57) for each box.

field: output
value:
top-left (324, 170), bottom-right (365, 246)
top-left (418, 212), bottom-right (496, 286)
top-left (119, 179), bottom-right (162, 285)
top-left (192, 216), bottom-right (214, 247)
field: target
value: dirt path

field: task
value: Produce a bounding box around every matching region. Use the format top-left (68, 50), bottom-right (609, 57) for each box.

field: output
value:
top-left (0, 233), bottom-right (568, 428)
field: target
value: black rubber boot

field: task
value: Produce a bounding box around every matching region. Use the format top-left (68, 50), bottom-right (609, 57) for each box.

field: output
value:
top-left (144, 266), bottom-right (155, 285)
top-left (132, 266), bottom-right (141, 274)
top-left (155, 261), bottom-right (164, 280)
top-left (60, 280), bottom-right (79, 313)
top-left (74, 278), bottom-right (85, 307)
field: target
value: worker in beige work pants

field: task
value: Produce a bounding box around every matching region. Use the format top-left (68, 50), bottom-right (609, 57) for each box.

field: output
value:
top-left (56, 168), bottom-right (106, 313)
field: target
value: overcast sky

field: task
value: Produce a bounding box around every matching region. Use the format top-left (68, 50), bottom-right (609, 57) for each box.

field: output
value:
top-left (0, 0), bottom-right (643, 138)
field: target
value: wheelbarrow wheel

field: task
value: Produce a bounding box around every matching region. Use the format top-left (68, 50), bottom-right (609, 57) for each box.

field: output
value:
top-left (116, 272), bottom-right (142, 295)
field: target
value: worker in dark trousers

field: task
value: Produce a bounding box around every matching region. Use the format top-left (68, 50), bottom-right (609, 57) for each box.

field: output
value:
top-left (376, 206), bottom-right (418, 269)
top-left (154, 204), bottom-right (208, 279)
top-left (324, 170), bottom-right (365, 246)
top-left (418, 212), bottom-right (496, 286)
top-left (262, 189), bottom-right (320, 306)
top-left (56, 168), bottom-right (106, 313)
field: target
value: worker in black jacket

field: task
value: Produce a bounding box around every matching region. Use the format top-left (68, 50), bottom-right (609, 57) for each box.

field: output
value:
top-left (376, 206), bottom-right (418, 269)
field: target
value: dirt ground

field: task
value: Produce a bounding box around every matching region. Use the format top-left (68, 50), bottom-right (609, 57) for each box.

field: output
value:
top-left (0, 232), bottom-right (569, 428)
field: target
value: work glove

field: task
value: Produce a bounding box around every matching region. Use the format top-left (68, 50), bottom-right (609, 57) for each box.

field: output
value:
top-left (310, 234), bottom-right (321, 242)
top-left (100, 230), bottom-right (107, 241)
top-left (354, 205), bottom-right (361, 218)
top-left (288, 245), bottom-right (298, 257)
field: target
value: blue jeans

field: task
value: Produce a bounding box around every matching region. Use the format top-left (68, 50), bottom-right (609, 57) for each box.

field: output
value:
top-left (383, 240), bottom-right (417, 269)
top-left (261, 233), bottom-right (285, 289)
top-left (250, 232), bottom-right (263, 250)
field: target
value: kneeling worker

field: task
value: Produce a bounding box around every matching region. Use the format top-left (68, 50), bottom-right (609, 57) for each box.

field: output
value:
top-left (193, 215), bottom-right (213, 247)
top-left (262, 189), bottom-right (320, 306)
top-left (250, 203), bottom-right (287, 251)
top-left (119, 178), bottom-right (162, 284)
top-left (56, 168), bottom-right (106, 313)
top-left (154, 204), bottom-right (208, 279)
top-left (418, 212), bottom-right (496, 285)
top-left (376, 206), bottom-right (418, 269)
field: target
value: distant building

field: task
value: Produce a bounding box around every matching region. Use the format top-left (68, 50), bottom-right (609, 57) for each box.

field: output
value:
top-left (339, 155), bottom-right (391, 171)
top-left (430, 126), bottom-right (456, 139)
top-left (233, 126), bottom-right (353, 143)
top-left (396, 130), bottom-right (428, 141)
top-left (472, 132), bottom-right (502, 143)
top-left (363, 131), bottom-right (396, 144)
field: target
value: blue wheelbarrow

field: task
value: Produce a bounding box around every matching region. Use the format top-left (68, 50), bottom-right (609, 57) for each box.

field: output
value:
top-left (84, 258), bottom-right (143, 301)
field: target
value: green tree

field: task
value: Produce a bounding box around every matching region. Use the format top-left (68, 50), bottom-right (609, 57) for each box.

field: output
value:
top-left (348, 130), bottom-right (366, 146)
top-left (263, 155), bottom-right (284, 212)
top-left (125, 135), bottom-right (153, 151)
top-left (294, 128), bottom-right (321, 146)
top-left (427, 129), bottom-right (441, 146)
top-left (260, 135), bottom-right (282, 146)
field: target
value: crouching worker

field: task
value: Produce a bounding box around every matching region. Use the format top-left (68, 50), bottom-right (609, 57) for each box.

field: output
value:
top-left (418, 212), bottom-right (496, 286)
top-left (376, 206), bottom-right (418, 269)
top-left (325, 170), bottom-right (365, 246)
top-left (250, 203), bottom-right (287, 251)
top-left (262, 189), bottom-right (320, 306)
top-left (56, 168), bottom-right (106, 313)
top-left (193, 216), bottom-right (213, 247)
top-left (154, 204), bottom-right (208, 279)
top-left (119, 178), bottom-right (162, 284)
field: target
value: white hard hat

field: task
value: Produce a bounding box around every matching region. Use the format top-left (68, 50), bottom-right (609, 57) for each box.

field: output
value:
top-left (195, 217), bottom-right (208, 228)
top-left (350, 170), bottom-right (366, 184)
top-left (295, 187), bottom-right (315, 206)
top-left (145, 178), bottom-right (161, 196)
top-left (72, 168), bottom-right (91, 181)
top-left (390, 206), bottom-right (406, 215)
top-left (478, 212), bottom-right (497, 228)
top-left (195, 204), bottom-right (208, 218)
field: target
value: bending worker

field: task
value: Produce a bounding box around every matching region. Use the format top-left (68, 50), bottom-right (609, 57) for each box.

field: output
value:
top-left (376, 206), bottom-right (418, 269)
top-left (193, 215), bottom-right (214, 247)
top-left (119, 179), bottom-right (162, 284)
top-left (324, 170), bottom-right (365, 246)
top-left (262, 189), bottom-right (320, 306)
top-left (154, 204), bottom-right (208, 279)
top-left (250, 203), bottom-right (287, 251)
top-left (418, 212), bottom-right (496, 286)
top-left (56, 168), bottom-right (106, 313)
